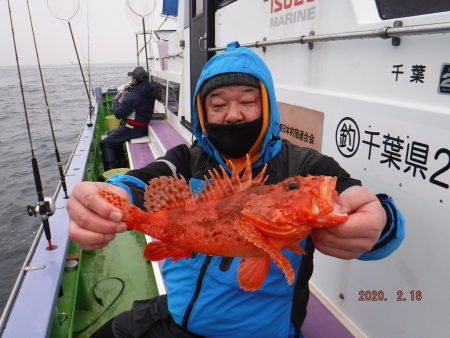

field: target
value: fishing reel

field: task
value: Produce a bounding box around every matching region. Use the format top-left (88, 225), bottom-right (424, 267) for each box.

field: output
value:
top-left (27, 197), bottom-right (55, 218)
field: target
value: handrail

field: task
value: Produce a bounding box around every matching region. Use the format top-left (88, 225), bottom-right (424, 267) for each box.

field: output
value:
top-left (209, 21), bottom-right (450, 52)
top-left (0, 221), bottom-right (43, 335)
top-left (149, 51), bottom-right (184, 61)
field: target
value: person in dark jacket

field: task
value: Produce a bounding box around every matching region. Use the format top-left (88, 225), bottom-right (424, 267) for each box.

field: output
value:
top-left (100, 66), bottom-right (160, 170)
top-left (67, 42), bottom-right (405, 338)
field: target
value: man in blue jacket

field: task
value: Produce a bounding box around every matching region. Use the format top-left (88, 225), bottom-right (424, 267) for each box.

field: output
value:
top-left (67, 42), bottom-right (405, 338)
top-left (101, 66), bottom-right (160, 171)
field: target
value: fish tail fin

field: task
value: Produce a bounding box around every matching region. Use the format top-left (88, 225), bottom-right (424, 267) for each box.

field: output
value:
top-left (238, 256), bottom-right (270, 291)
top-left (99, 190), bottom-right (139, 224)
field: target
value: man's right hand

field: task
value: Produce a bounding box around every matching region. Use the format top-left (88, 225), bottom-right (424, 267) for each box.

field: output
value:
top-left (67, 182), bottom-right (129, 250)
top-left (114, 91), bottom-right (123, 101)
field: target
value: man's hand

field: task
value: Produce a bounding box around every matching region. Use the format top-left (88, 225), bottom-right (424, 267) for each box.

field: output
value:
top-left (114, 91), bottom-right (123, 101)
top-left (115, 84), bottom-right (131, 101)
top-left (67, 182), bottom-right (129, 250)
top-left (311, 186), bottom-right (386, 259)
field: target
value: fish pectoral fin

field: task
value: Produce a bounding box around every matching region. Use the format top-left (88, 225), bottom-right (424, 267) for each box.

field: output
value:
top-left (287, 243), bottom-right (306, 255)
top-left (238, 256), bottom-right (270, 291)
top-left (234, 220), bottom-right (295, 285)
top-left (144, 241), bottom-right (191, 262)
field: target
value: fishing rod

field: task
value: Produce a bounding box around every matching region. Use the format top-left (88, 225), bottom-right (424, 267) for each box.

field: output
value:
top-left (26, 0), bottom-right (69, 199)
top-left (68, 20), bottom-right (94, 127)
top-left (7, 0), bottom-right (53, 250)
top-left (46, 0), bottom-right (93, 126)
top-left (142, 17), bottom-right (150, 74)
top-left (86, 0), bottom-right (94, 100)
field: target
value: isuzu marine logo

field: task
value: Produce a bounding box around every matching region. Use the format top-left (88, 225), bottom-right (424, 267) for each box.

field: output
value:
top-left (438, 63), bottom-right (450, 95)
top-left (270, 0), bottom-right (316, 28)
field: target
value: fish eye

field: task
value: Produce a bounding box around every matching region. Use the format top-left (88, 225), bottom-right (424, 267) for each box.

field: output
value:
top-left (285, 180), bottom-right (299, 191)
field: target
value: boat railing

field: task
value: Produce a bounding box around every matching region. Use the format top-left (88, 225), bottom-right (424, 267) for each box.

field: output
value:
top-left (209, 21), bottom-right (450, 52)
top-left (0, 104), bottom-right (99, 337)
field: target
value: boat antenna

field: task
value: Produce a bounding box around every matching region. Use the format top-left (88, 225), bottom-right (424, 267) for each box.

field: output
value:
top-left (47, 0), bottom-right (94, 127)
top-left (6, 0), bottom-right (53, 250)
top-left (26, 0), bottom-right (69, 199)
top-left (127, 0), bottom-right (157, 74)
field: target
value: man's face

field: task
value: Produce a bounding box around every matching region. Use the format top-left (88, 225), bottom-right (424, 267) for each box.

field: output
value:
top-left (204, 85), bottom-right (262, 124)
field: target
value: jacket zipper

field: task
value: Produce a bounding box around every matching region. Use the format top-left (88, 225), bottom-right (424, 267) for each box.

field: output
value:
top-left (182, 255), bottom-right (213, 330)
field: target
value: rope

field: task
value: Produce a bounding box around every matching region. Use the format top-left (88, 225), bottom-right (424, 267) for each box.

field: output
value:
top-left (72, 277), bottom-right (125, 334)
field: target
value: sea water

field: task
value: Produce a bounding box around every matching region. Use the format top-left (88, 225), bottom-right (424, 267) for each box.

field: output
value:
top-left (0, 63), bottom-right (135, 313)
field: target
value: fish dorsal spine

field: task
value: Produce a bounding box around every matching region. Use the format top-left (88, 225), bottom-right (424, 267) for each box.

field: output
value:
top-left (195, 155), bottom-right (268, 202)
top-left (144, 174), bottom-right (191, 212)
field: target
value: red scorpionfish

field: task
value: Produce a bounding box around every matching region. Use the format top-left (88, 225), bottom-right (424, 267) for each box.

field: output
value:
top-left (100, 156), bottom-right (348, 291)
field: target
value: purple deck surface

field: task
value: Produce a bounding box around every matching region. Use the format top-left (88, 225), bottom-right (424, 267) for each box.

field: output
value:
top-left (302, 293), bottom-right (354, 338)
top-left (127, 120), bottom-right (187, 169)
top-left (151, 119), bottom-right (188, 150)
top-left (128, 143), bottom-right (155, 169)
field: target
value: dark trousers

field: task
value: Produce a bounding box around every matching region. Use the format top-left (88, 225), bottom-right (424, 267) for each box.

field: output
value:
top-left (100, 125), bottom-right (147, 170)
top-left (90, 295), bottom-right (203, 338)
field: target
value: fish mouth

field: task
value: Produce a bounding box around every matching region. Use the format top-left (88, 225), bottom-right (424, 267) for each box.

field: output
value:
top-left (331, 190), bottom-right (347, 215)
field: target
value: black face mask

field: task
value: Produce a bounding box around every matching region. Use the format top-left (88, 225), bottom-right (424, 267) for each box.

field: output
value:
top-left (204, 116), bottom-right (263, 158)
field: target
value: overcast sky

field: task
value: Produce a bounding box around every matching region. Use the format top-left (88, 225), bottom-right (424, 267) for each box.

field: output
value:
top-left (0, 0), bottom-right (173, 66)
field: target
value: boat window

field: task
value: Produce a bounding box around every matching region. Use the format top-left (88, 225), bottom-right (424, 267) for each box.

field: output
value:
top-left (192, 0), bottom-right (204, 18)
top-left (168, 81), bottom-right (180, 115)
top-left (217, 0), bottom-right (238, 9)
top-left (152, 76), bottom-right (167, 105)
top-left (376, 0), bottom-right (450, 20)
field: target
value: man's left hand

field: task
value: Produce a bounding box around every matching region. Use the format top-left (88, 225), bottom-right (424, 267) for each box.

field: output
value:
top-left (311, 186), bottom-right (386, 259)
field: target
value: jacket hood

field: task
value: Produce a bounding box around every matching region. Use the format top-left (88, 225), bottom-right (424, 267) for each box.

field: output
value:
top-left (133, 80), bottom-right (154, 98)
top-left (192, 41), bottom-right (281, 171)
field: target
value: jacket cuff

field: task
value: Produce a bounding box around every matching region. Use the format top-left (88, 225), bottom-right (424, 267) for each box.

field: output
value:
top-left (357, 193), bottom-right (405, 261)
top-left (106, 174), bottom-right (146, 204)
